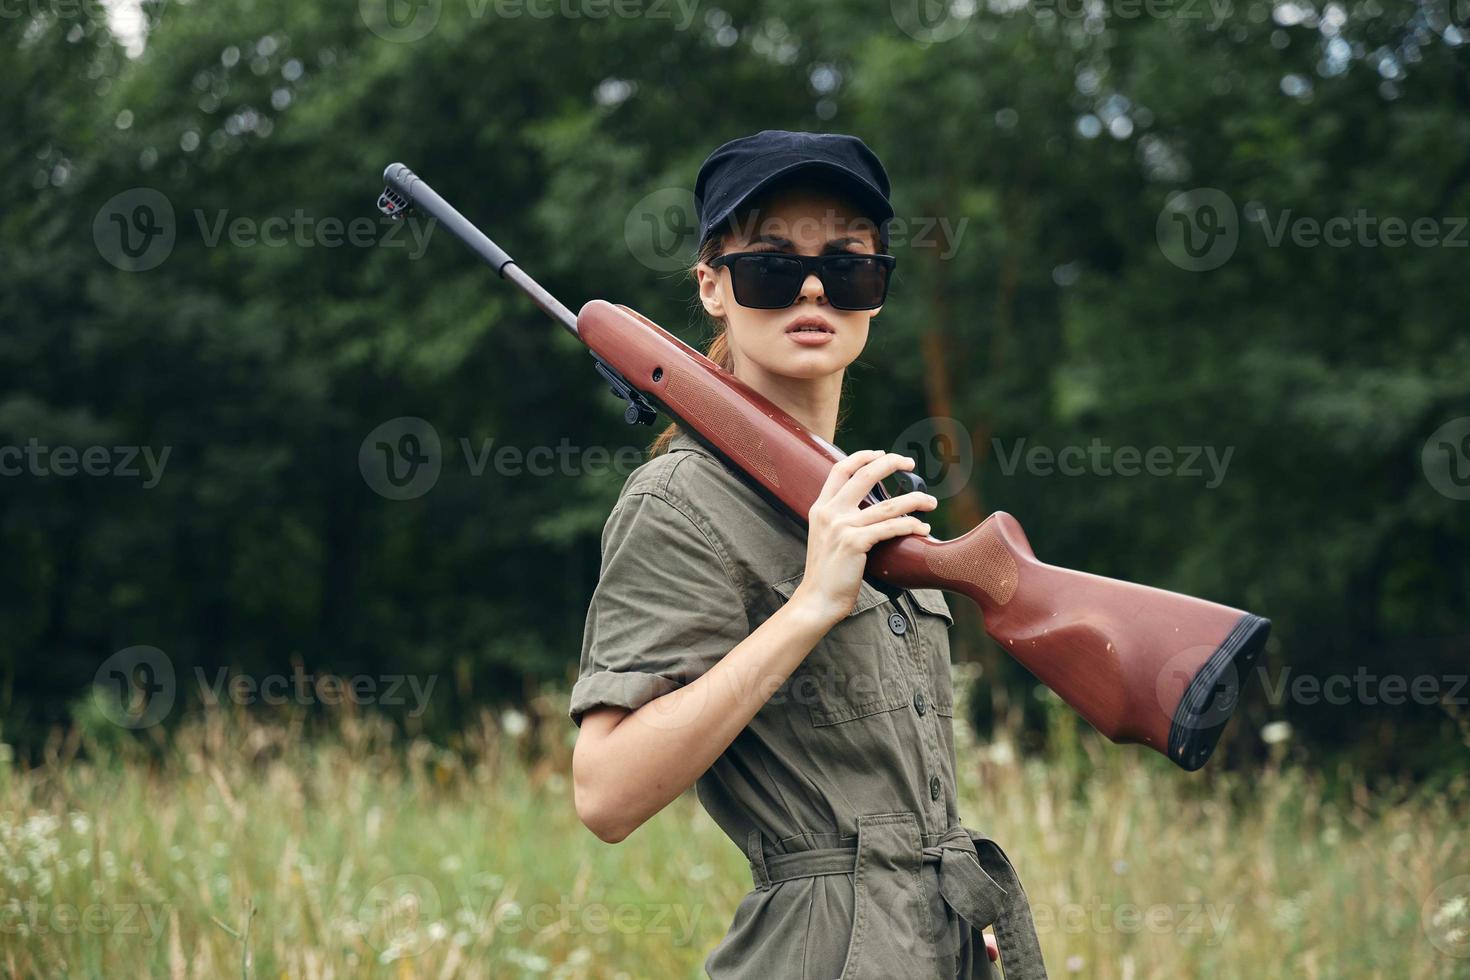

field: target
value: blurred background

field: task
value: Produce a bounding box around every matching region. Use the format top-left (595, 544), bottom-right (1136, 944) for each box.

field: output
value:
top-left (3, 0), bottom-right (1469, 976)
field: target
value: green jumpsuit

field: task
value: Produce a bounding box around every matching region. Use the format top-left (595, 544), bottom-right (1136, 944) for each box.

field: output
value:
top-left (569, 428), bottom-right (1047, 979)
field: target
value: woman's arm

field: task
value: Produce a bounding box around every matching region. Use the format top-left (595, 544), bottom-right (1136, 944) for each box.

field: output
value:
top-left (572, 592), bottom-right (832, 843)
top-left (573, 450), bottom-right (934, 843)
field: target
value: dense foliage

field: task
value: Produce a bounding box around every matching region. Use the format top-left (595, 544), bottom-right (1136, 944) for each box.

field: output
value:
top-left (4, 0), bottom-right (1467, 773)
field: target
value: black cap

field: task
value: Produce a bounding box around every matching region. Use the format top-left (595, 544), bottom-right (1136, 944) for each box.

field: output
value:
top-left (694, 130), bottom-right (893, 248)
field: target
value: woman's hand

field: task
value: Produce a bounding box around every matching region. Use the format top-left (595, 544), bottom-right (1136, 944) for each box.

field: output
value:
top-left (790, 450), bottom-right (938, 630)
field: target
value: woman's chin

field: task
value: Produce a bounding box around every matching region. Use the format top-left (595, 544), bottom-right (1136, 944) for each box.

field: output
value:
top-left (765, 350), bottom-right (853, 379)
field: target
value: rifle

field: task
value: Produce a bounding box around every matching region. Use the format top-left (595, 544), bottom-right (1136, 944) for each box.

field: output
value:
top-left (376, 163), bottom-right (1270, 772)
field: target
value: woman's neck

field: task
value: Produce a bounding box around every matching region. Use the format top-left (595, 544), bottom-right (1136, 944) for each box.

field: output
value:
top-left (734, 360), bottom-right (844, 444)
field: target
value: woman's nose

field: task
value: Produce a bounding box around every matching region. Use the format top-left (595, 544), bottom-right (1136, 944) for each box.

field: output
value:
top-left (799, 272), bottom-right (825, 302)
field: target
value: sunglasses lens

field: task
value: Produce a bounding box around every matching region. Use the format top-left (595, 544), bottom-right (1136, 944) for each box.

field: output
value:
top-left (724, 254), bottom-right (892, 310)
top-left (823, 255), bottom-right (890, 310)
top-left (730, 255), bottom-right (804, 309)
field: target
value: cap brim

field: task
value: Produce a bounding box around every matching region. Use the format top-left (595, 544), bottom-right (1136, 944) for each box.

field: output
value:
top-left (703, 159), bottom-right (893, 245)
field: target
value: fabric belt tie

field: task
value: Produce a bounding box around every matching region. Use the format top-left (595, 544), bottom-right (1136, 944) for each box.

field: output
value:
top-left (747, 825), bottom-right (1048, 979)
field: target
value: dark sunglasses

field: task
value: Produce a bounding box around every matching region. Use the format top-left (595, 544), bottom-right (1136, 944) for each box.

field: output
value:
top-left (709, 251), bottom-right (897, 311)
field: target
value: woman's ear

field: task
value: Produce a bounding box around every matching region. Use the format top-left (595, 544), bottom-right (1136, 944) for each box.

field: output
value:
top-left (696, 263), bottom-right (726, 318)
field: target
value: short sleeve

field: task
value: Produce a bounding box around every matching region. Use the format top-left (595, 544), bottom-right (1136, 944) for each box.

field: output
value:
top-left (569, 489), bottom-right (750, 728)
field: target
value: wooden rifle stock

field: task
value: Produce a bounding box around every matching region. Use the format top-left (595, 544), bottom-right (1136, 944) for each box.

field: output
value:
top-left (579, 301), bottom-right (1270, 771)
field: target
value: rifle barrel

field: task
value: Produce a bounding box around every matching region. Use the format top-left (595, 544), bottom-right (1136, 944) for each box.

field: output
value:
top-left (382, 163), bottom-right (580, 339)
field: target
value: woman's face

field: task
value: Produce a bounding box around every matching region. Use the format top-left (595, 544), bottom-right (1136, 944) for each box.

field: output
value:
top-left (696, 184), bottom-right (883, 383)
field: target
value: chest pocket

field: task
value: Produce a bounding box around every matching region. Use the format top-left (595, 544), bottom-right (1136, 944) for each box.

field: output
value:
top-left (906, 587), bottom-right (957, 717)
top-left (771, 571), bottom-right (915, 726)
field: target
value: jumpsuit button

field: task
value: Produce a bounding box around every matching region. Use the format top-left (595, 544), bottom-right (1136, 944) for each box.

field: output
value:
top-left (913, 690), bottom-right (927, 715)
top-left (929, 775), bottom-right (941, 800)
top-left (888, 612), bottom-right (907, 635)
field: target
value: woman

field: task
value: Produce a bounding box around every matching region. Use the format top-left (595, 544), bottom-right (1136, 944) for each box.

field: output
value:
top-left (569, 131), bottom-right (1045, 979)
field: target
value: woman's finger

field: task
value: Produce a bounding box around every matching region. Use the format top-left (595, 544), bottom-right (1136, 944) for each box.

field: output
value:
top-left (833, 452), bottom-right (914, 510)
top-left (815, 449), bottom-right (883, 506)
top-left (848, 490), bottom-right (937, 527)
top-left (850, 514), bottom-right (931, 551)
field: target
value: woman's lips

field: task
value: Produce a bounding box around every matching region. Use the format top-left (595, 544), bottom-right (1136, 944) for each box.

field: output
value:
top-left (786, 318), bottom-right (835, 346)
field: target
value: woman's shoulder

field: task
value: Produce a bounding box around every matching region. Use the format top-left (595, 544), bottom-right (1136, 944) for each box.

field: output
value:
top-left (614, 427), bottom-right (781, 538)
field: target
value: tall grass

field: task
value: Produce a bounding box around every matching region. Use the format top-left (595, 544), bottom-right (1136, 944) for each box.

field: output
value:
top-left (1, 675), bottom-right (1466, 978)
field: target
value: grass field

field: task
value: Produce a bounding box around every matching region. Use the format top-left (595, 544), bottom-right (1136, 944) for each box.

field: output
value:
top-left (2, 673), bottom-right (1467, 979)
